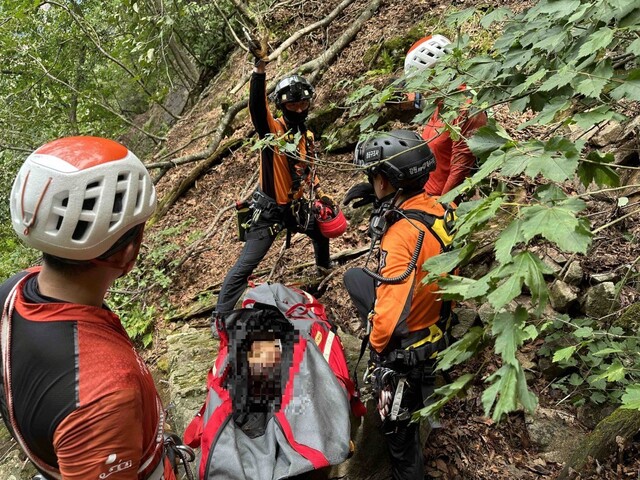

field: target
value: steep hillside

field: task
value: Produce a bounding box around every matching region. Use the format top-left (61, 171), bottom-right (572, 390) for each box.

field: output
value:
top-left (144, 0), bottom-right (640, 479)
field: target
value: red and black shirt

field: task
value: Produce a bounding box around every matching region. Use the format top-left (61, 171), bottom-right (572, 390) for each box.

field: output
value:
top-left (0, 268), bottom-right (174, 480)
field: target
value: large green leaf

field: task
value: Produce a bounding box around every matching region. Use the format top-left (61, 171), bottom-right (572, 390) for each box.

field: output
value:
top-left (621, 384), bottom-right (640, 410)
top-left (576, 27), bottom-right (615, 58)
top-left (578, 151), bottom-right (620, 187)
top-left (482, 363), bottom-right (537, 420)
top-left (610, 69), bottom-right (640, 102)
top-left (492, 308), bottom-right (528, 365)
top-left (434, 275), bottom-right (490, 301)
top-left (494, 219), bottom-right (525, 264)
top-left (437, 327), bottom-right (486, 371)
top-left (422, 243), bottom-right (475, 276)
top-left (455, 193), bottom-right (505, 238)
top-left (523, 143), bottom-right (578, 182)
top-left (487, 274), bottom-right (523, 310)
top-left (521, 201), bottom-right (591, 253)
top-left (413, 373), bottom-right (475, 420)
top-left (480, 7), bottom-right (514, 28)
top-left (516, 251), bottom-right (553, 309)
top-left (575, 60), bottom-right (613, 98)
top-left (572, 105), bottom-right (624, 130)
top-left (467, 124), bottom-right (512, 158)
top-left (593, 360), bottom-right (626, 382)
top-left (538, 66), bottom-right (575, 92)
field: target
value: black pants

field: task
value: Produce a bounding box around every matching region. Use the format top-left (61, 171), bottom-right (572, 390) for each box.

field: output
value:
top-left (216, 203), bottom-right (330, 315)
top-left (344, 267), bottom-right (427, 480)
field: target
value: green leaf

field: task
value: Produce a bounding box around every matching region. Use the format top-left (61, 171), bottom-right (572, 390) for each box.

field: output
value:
top-left (523, 141), bottom-right (579, 182)
top-left (422, 243), bottom-right (475, 276)
top-left (569, 373), bottom-right (584, 386)
top-left (437, 327), bottom-right (485, 371)
top-left (446, 7), bottom-right (476, 26)
top-left (517, 252), bottom-right (553, 310)
top-left (521, 201), bottom-right (591, 253)
top-left (538, 66), bottom-right (575, 92)
top-left (435, 275), bottom-right (490, 301)
top-left (576, 27), bottom-right (615, 59)
top-left (455, 193), bottom-right (504, 238)
top-left (480, 7), bottom-right (513, 28)
top-left (413, 373), bottom-right (475, 420)
top-left (495, 219), bottom-right (525, 264)
top-left (469, 149), bottom-right (509, 185)
top-left (553, 345), bottom-right (577, 362)
top-left (519, 96), bottom-right (571, 128)
top-left (482, 363), bottom-right (537, 421)
top-left (572, 105), bottom-right (624, 130)
top-left (575, 60), bottom-right (613, 98)
top-left (492, 308), bottom-right (528, 365)
top-left (500, 148), bottom-right (529, 177)
top-left (610, 69), bottom-right (640, 102)
top-left (359, 113), bottom-right (379, 132)
top-left (467, 124), bottom-right (511, 158)
top-left (573, 326), bottom-right (594, 338)
top-left (512, 68), bottom-right (548, 96)
top-left (592, 347), bottom-right (623, 357)
top-left (621, 384), bottom-right (640, 410)
top-left (578, 151), bottom-right (620, 187)
top-left (626, 38), bottom-right (640, 57)
top-left (537, 0), bottom-right (581, 15)
top-left (488, 274), bottom-right (523, 310)
top-left (594, 360), bottom-right (626, 382)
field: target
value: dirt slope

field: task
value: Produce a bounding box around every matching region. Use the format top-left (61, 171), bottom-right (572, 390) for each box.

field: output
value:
top-left (148, 0), bottom-right (640, 478)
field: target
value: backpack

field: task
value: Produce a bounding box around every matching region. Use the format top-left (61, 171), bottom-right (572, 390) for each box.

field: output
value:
top-left (183, 283), bottom-right (365, 480)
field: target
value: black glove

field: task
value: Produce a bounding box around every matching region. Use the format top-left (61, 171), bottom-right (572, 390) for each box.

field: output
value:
top-left (343, 182), bottom-right (376, 208)
top-left (319, 195), bottom-right (335, 209)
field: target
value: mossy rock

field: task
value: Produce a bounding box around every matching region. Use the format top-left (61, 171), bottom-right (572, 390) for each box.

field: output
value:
top-left (614, 303), bottom-right (640, 333)
top-left (307, 104), bottom-right (344, 137)
top-left (559, 407), bottom-right (640, 479)
top-left (361, 25), bottom-right (427, 72)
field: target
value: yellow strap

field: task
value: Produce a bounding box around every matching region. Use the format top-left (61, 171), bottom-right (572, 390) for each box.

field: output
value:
top-left (406, 324), bottom-right (443, 350)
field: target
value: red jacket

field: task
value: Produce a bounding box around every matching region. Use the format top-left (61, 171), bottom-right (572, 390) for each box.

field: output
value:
top-left (422, 101), bottom-right (487, 196)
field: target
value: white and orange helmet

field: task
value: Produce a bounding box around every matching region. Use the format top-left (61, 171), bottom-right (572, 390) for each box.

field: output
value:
top-left (404, 34), bottom-right (452, 74)
top-left (10, 136), bottom-right (157, 261)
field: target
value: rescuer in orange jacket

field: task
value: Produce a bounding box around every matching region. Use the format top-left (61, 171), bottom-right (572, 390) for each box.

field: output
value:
top-left (343, 129), bottom-right (456, 480)
top-left (212, 40), bottom-right (337, 324)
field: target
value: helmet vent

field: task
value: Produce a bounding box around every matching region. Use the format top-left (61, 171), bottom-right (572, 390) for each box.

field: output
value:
top-left (399, 140), bottom-right (408, 147)
top-left (72, 220), bottom-right (89, 241)
top-left (61, 197), bottom-right (69, 207)
top-left (87, 181), bottom-right (100, 189)
top-left (55, 216), bottom-right (63, 231)
top-left (113, 192), bottom-right (124, 214)
top-left (82, 198), bottom-right (96, 211)
top-left (117, 174), bottom-right (126, 182)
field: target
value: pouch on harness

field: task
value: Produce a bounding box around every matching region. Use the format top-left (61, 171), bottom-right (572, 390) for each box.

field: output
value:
top-left (184, 283), bottom-right (364, 480)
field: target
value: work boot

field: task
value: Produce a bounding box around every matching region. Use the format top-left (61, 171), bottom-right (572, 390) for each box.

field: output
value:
top-left (209, 311), bottom-right (225, 340)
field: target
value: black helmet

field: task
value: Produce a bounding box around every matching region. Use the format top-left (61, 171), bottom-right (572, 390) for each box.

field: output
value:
top-left (354, 129), bottom-right (436, 192)
top-left (273, 74), bottom-right (314, 110)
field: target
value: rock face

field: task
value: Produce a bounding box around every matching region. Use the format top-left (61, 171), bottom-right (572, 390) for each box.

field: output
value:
top-left (583, 282), bottom-right (620, 319)
top-left (525, 407), bottom-right (586, 464)
top-left (549, 280), bottom-right (579, 313)
top-left (165, 325), bottom-right (218, 433)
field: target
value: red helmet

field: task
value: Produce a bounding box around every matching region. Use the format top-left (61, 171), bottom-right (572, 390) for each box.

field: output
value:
top-left (313, 201), bottom-right (347, 238)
